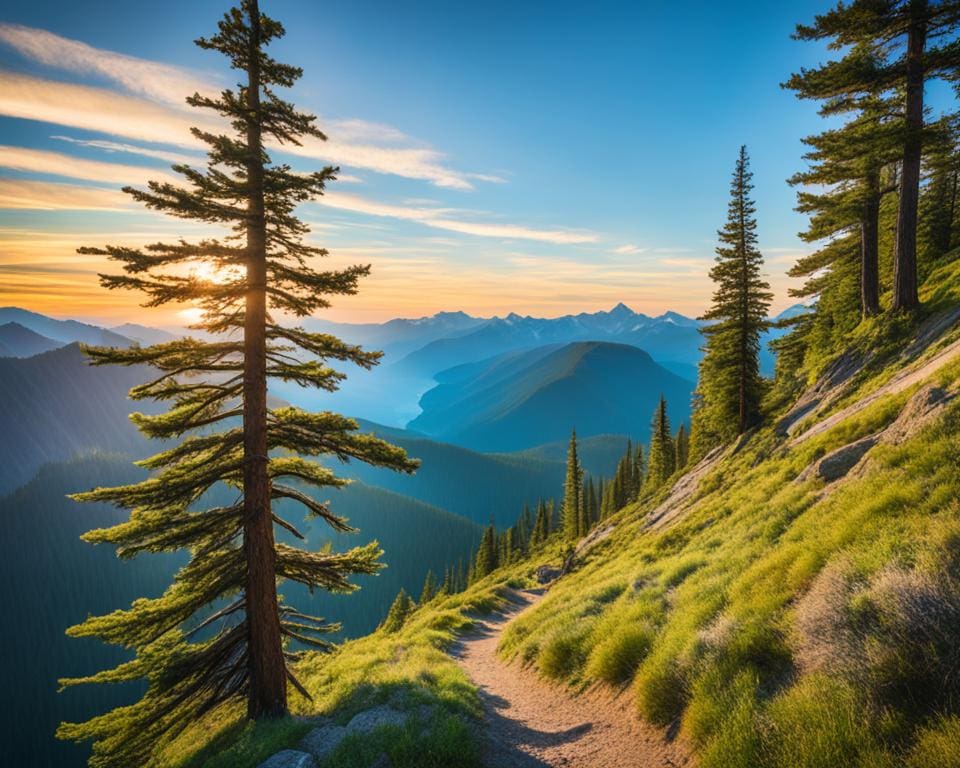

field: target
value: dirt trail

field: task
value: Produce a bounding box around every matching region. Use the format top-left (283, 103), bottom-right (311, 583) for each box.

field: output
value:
top-left (452, 590), bottom-right (692, 768)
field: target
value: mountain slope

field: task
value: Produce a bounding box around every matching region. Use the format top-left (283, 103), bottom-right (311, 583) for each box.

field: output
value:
top-left (0, 344), bottom-right (150, 494)
top-left (408, 341), bottom-right (694, 452)
top-left (0, 307), bottom-right (130, 347)
top-left (0, 322), bottom-right (63, 357)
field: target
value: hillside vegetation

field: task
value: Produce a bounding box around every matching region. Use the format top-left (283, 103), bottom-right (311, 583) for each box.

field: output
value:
top-left (166, 259), bottom-right (960, 768)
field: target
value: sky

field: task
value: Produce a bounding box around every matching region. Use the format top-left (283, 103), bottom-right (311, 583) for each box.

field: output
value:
top-left (0, 0), bottom-right (943, 326)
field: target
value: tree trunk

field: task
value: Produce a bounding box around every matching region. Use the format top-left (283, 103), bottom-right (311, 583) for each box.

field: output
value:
top-left (893, 0), bottom-right (927, 311)
top-left (861, 172), bottom-right (881, 317)
top-left (242, 0), bottom-right (288, 719)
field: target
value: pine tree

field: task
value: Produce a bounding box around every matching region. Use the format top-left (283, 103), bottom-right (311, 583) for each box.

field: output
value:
top-left (793, 0), bottom-right (960, 311)
top-left (561, 429), bottom-right (583, 540)
top-left (692, 146), bottom-right (772, 454)
top-left (56, 4), bottom-right (417, 764)
top-left (675, 424), bottom-right (690, 470)
top-left (530, 499), bottom-right (549, 547)
top-left (474, 523), bottom-right (498, 580)
top-left (783, 66), bottom-right (901, 322)
top-left (381, 589), bottom-right (416, 634)
top-left (647, 396), bottom-right (676, 488)
top-left (919, 116), bottom-right (960, 268)
top-left (632, 443), bottom-right (644, 499)
top-left (420, 570), bottom-right (438, 605)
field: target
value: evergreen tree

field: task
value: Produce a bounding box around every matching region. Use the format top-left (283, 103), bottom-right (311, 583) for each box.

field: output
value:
top-left (692, 146), bottom-right (772, 453)
top-left (420, 570), bottom-right (438, 605)
top-left (919, 116), bottom-right (960, 269)
top-left (381, 589), bottom-right (416, 634)
top-left (474, 523), bottom-right (498, 580)
top-left (561, 429), bottom-right (583, 540)
top-left (675, 424), bottom-right (690, 470)
top-left (647, 396), bottom-right (676, 488)
top-left (632, 444), bottom-right (645, 499)
top-left (56, 3), bottom-right (417, 764)
top-left (793, 0), bottom-right (960, 311)
top-left (530, 499), bottom-right (549, 547)
top-left (783, 70), bottom-right (901, 322)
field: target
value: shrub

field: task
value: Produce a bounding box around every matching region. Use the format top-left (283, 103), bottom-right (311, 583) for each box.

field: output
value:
top-left (634, 655), bottom-right (688, 725)
top-left (539, 629), bottom-right (588, 680)
top-left (586, 624), bottom-right (653, 685)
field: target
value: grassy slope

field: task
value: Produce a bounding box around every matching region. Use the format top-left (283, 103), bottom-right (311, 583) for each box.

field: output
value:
top-left (167, 259), bottom-right (960, 768)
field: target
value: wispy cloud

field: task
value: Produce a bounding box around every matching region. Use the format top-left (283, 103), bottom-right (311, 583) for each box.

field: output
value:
top-left (0, 22), bottom-right (212, 105)
top-left (0, 24), bottom-right (500, 189)
top-left (0, 178), bottom-right (132, 210)
top-left (0, 145), bottom-right (177, 186)
top-left (318, 191), bottom-right (598, 245)
top-left (612, 244), bottom-right (645, 255)
top-left (50, 135), bottom-right (199, 165)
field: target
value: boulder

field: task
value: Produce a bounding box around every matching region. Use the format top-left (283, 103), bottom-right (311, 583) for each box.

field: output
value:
top-left (256, 749), bottom-right (317, 768)
top-left (798, 434), bottom-right (877, 483)
top-left (535, 564), bottom-right (561, 584)
top-left (346, 705), bottom-right (407, 734)
top-left (299, 722), bottom-right (348, 761)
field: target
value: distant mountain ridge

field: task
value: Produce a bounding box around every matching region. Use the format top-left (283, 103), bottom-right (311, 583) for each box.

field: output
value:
top-left (0, 344), bottom-right (151, 494)
top-left (0, 307), bottom-right (131, 348)
top-left (0, 322), bottom-right (63, 358)
top-left (408, 341), bottom-right (694, 452)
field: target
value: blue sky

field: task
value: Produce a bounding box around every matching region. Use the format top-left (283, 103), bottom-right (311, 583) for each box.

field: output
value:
top-left (0, 0), bottom-right (947, 324)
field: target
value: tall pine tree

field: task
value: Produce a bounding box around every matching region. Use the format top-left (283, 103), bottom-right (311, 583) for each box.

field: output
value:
top-left (692, 146), bottom-right (772, 454)
top-left (56, 3), bottom-right (416, 765)
top-left (561, 429), bottom-right (583, 540)
top-left (646, 396), bottom-right (676, 488)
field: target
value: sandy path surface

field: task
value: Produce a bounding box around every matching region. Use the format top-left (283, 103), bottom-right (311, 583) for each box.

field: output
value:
top-left (452, 590), bottom-right (692, 768)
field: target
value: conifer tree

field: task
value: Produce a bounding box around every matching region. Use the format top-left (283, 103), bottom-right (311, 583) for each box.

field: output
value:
top-left (381, 589), bottom-right (416, 634)
top-left (561, 429), bottom-right (583, 540)
top-left (793, 0), bottom-right (960, 311)
top-left (647, 396), bottom-right (676, 488)
top-left (632, 443), bottom-right (644, 499)
top-left (692, 146), bottom-right (772, 453)
top-left (783, 69), bottom-right (901, 322)
top-left (675, 424), bottom-right (690, 471)
top-left (474, 522), bottom-right (498, 580)
top-left (530, 499), bottom-right (549, 547)
top-left (420, 570), bottom-right (438, 605)
top-left (55, 4), bottom-right (417, 764)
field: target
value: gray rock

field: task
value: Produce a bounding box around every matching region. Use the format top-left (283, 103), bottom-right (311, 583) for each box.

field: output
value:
top-left (535, 565), bottom-right (560, 584)
top-left (798, 434), bottom-right (877, 483)
top-left (346, 705), bottom-right (407, 734)
top-left (299, 722), bottom-right (348, 760)
top-left (257, 749), bottom-right (317, 768)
